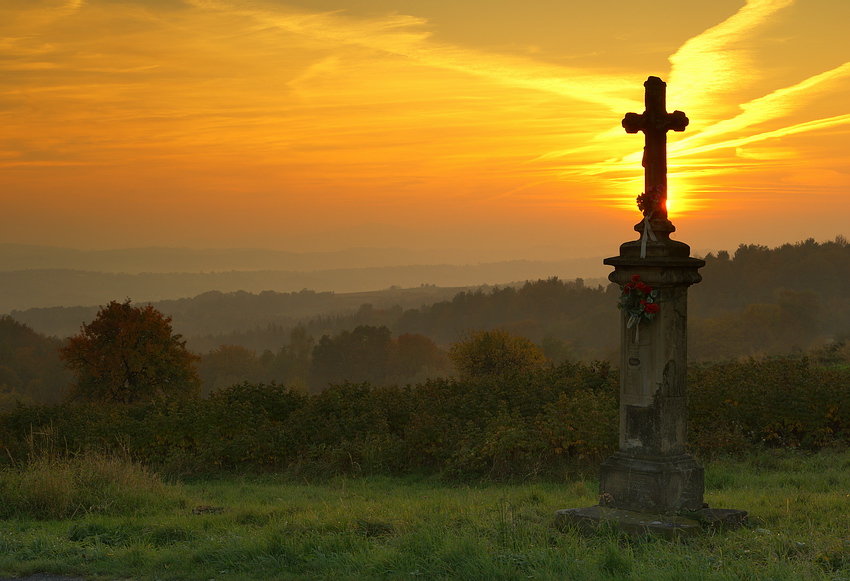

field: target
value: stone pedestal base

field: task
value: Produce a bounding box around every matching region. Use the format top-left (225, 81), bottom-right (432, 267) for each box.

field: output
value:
top-left (554, 505), bottom-right (748, 539)
top-left (599, 453), bottom-right (704, 513)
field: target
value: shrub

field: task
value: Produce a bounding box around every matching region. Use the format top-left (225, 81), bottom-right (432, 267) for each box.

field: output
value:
top-left (449, 329), bottom-right (547, 378)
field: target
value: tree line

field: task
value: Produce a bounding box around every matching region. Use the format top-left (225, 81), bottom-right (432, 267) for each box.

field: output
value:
top-left (3, 236), bottom-right (850, 405)
top-left (181, 237), bottom-right (850, 365)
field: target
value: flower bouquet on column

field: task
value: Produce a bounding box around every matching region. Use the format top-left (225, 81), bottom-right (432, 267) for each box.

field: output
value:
top-left (618, 274), bottom-right (659, 337)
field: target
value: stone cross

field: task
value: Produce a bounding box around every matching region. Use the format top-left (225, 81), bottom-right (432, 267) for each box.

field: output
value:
top-left (622, 76), bottom-right (689, 221)
top-left (555, 76), bottom-right (746, 535)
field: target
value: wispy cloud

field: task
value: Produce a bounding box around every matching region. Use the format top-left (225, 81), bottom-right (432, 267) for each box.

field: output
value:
top-left (0, 37), bottom-right (55, 56)
top-left (1, 0), bottom-right (85, 28)
top-left (671, 62), bottom-right (850, 155)
top-left (0, 62), bottom-right (60, 70)
top-left (187, 0), bottom-right (637, 113)
top-left (677, 113), bottom-right (850, 159)
top-left (668, 0), bottom-right (795, 116)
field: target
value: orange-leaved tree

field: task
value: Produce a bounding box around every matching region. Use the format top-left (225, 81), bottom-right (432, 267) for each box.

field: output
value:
top-left (60, 299), bottom-right (201, 404)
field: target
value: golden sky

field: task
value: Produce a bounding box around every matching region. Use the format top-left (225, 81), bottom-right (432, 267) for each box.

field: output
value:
top-left (1, 0), bottom-right (849, 260)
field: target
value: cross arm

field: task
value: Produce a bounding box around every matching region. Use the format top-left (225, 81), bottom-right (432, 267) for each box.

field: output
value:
top-left (622, 110), bottom-right (688, 134)
top-left (667, 110), bottom-right (689, 132)
top-left (622, 112), bottom-right (644, 134)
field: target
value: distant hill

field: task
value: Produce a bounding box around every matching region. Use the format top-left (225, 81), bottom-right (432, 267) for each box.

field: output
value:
top-left (0, 259), bottom-right (609, 313)
top-left (0, 244), bottom-right (452, 273)
top-left (11, 279), bottom-right (611, 342)
top-left (0, 243), bottom-right (606, 274)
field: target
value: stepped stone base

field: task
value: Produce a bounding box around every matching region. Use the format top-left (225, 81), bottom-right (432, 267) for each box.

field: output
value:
top-left (600, 453), bottom-right (704, 513)
top-left (554, 505), bottom-right (748, 539)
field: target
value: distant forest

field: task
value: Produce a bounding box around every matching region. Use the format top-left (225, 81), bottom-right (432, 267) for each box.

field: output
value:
top-left (3, 237), bottom-right (850, 405)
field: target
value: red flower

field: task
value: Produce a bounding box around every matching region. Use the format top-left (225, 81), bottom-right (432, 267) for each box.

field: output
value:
top-left (618, 273), bottom-right (660, 322)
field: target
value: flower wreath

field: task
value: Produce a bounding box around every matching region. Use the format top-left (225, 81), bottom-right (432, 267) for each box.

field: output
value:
top-left (636, 184), bottom-right (664, 217)
top-left (635, 185), bottom-right (664, 258)
top-left (618, 274), bottom-right (659, 330)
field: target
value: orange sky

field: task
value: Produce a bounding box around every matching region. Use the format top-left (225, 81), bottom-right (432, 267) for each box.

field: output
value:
top-left (1, 0), bottom-right (849, 261)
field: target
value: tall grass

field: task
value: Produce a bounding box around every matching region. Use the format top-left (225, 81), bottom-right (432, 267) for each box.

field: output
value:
top-left (0, 426), bottom-right (187, 520)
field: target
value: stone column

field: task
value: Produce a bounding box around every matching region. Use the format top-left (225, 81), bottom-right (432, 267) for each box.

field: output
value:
top-left (600, 219), bottom-right (704, 513)
top-left (555, 76), bottom-right (746, 535)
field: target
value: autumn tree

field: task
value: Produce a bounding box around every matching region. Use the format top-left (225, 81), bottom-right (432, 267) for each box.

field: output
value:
top-left (60, 300), bottom-right (201, 404)
top-left (448, 328), bottom-right (548, 379)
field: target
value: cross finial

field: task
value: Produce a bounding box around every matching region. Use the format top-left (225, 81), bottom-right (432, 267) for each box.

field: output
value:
top-left (622, 76), bottom-right (688, 221)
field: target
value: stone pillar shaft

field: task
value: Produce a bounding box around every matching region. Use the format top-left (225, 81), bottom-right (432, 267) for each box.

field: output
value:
top-left (599, 254), bottom-right (704, 513)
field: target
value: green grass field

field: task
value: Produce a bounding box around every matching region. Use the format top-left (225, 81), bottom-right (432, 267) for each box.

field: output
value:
top-left (1, 448), bottom-right (850, 580)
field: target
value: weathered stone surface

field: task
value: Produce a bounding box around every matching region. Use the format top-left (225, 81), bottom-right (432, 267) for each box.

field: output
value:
top-left (554, 505), bottom-right (748, 539)
top-left (599, 254), bottom-right (705, 513)
top-left (600, 453), bottom-right (704, 513)
top-left (604, 263), bottom-right (703, 455)
top-left (555, 506), bottom-right (702, 539)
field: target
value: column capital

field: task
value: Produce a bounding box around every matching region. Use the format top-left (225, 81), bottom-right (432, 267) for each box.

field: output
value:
top-left (604, 256), bottom-right (705, 288)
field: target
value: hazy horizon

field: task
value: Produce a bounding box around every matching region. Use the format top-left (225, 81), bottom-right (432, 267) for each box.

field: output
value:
top-left (0, 230), bottom-right (822, 273)
top-left (0, 242), bottom-right (620, 313)
top-left (0, 240), bottom-right (613, 272)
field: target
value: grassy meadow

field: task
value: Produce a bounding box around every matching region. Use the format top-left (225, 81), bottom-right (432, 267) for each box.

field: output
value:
top-left (1, 448), bottom-right (850, 580)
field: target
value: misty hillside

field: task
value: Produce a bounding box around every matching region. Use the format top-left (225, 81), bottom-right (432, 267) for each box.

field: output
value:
top-left (5, 237), bottom-right (850, 404)
top-left (0, 245), bottom-right (609, 312)
top-left (10, 285), bottom-right (486, 340)
top-left (10, 238), bottom-right (850, 357)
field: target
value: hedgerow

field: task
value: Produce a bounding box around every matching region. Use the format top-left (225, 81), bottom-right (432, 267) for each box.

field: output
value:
top-left (688, 357), bottom-right (850, 454)
top-left (1, 358), bottom-right (849, 479)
